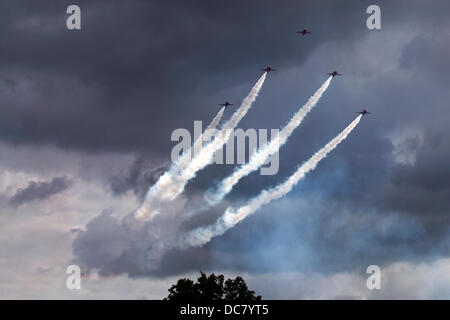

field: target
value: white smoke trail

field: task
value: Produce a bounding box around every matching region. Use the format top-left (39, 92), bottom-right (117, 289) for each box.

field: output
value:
top-left (178, 72), bottom-right (267, 183)
top-left (206, 77), bottom-right (333, 205)
top-left (174, 106), bottom-right (225, 170)
top-left (135, 73), bottom-right (267, 221)
top-left (179, 115), bottom-right (362, 248)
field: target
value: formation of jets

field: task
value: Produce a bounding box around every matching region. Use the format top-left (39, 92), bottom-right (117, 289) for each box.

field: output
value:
top-left (218, 27), bottom-right (372, 117)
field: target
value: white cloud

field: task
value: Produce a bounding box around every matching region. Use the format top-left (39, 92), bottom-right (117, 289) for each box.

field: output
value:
top-left (387, 126), bottom-right (424, 166)
top-left (232, 258), bottom-right (450, 299)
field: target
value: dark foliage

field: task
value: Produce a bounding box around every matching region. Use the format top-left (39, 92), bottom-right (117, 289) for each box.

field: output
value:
top-left (164, 271), bottom-right (261, 301)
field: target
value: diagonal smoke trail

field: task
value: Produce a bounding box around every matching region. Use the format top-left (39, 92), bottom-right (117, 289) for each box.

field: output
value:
top-left (206, 77), bottom-right (333, 205)
top-left (174, 106), bottom-right (225, 170)
top-left (135, 73), bottom-right (267, 221)
top-left (179, 115), bottom-right (362, 248)
top-left (178, 73), bottom-right (267, 182)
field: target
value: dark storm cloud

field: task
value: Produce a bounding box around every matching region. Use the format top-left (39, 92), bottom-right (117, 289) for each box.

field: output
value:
top-left (9, 176), bottom-right (72, 206)
top-left (109, 157), bottom-right (167, 200)
top-left (400, 34), bottom-right (450, 82)
top-left (20, 0), bottom-right (446, 278)
top-left (3, 77), bottom-right (18, 92)
top-left (72, 201), bottom-right (201, 277)
top-left (378, 133), bottom-right (450, 218)
top-left (0, 0), bottom-right (370, 154)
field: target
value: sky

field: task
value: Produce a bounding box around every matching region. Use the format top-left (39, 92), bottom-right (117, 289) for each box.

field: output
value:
top-left (1, 0), bottom-right (450, 299)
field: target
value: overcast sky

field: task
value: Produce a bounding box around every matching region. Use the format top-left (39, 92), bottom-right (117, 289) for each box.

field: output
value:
top-left (1, 0), bottom-right (450, 299)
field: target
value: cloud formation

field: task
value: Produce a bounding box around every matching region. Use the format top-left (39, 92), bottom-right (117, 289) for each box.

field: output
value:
top-left (109, 157), bottom-right (167, 200)
top-left (1, 0), bottom-right (450, 299)
top-left (9, 176), bottom-right (72, 206)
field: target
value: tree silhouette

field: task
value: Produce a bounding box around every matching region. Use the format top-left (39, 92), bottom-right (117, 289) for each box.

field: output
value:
top-left (164, 271), bottom-right (261, 300)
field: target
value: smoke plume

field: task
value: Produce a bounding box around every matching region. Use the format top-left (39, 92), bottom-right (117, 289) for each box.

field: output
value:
top-left (174, 106), bottom-right (225, 170)
top-left (179, 115), bottom-right (362, 248)
top-left (134, 73), bottom-right (267, 220)
top-left (206, 77), bottom-right (333, 205)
